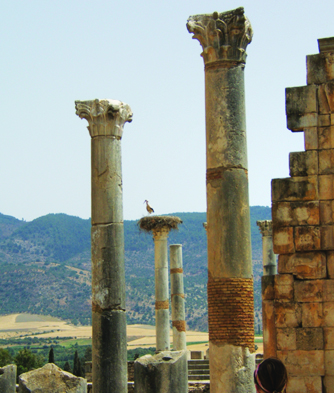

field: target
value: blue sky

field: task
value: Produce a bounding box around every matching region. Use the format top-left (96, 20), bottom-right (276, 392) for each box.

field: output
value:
top-left (0, 0), bottom-right (333, 221)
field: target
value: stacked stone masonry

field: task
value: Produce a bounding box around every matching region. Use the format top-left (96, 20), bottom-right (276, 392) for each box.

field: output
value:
top-left (266, 37), bottom-right (334, 393)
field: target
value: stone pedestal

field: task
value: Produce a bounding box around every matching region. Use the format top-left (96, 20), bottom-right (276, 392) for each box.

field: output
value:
top-left (134, 351), bottom-right (188, 393)
top-left (257, 220), bottom-right (277, 276)
top-left (0, 365), bottom-right (16, 393)
top-left (187, 8), bottom-right (255, 393)
top-left (75, 99), bottom-right (132, 393)
top-left (170, 244), bottom-right (186, 351)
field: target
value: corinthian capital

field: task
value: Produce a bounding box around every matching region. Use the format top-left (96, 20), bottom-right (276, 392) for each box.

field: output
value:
top-left (75, 99), bottom-right (133, 138)
top-left (257, 220), bottom-right (273, 237)
top-left (187, 7), bottom-right (253, 65)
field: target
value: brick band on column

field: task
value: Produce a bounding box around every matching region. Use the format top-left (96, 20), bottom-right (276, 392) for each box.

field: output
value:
top-left (155, 300), bottom-right (169, 310)
top-left (170, 268), bottom-right (183, 274)
top-left (208, 277), bottom-right (255, 352)
top-left (172, 320), bottom-right (186, 332)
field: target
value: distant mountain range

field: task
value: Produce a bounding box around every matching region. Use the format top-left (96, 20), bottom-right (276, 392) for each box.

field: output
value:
top-left (0, 206), bottom-right (271, 331)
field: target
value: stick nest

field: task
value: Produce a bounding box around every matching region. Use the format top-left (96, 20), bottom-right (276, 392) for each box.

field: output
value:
top-left (138, 215), bottom-right (183, 232)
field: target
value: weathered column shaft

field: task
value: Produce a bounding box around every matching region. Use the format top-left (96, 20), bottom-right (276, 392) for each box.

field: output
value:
top-left (170, 244), bottom-right (186, 351)
top-left (153, 229), bottom-right (170, 352)
top-left (75, 99), bottom-right (132, 393)
top-left (257, 220), bottom-right (277, 276)
top-left (187, 8), bottom-right (255, 393)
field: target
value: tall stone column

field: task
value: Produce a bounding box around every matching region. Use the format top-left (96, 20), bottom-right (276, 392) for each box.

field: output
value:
top-left (187, 8), bottom-right (255, 393)
top-left (170, 244), bottom-right (186, 351)
top-left (75, 99), bottom-right (132, 393)
top-left (257, 220), bottom-right (277, 276)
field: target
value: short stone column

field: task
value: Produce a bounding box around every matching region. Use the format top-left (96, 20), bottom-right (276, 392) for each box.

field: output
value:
top-left (75, 99), bottom-right (132, 393)
top-left (257, 220), bottom-right (277, 276)
top-left (134, 350), bottom-right (188, 393)
top-left (138, 216), bottom-right (182, 352)
top-left (170, 244), bottom-right (186, 350)
top-left (0, 365), bottom-right (16, 393)
top-left (187, 8), bottom-right (255, 393)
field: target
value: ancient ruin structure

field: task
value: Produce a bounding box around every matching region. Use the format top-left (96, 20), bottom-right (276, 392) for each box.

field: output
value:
top-left (170, 244), bottom-right (186, 350)
top-left (138, 216), bottom-right (182, 352)
top-left (187, 8), bottom-right (255, 392)
top-left (75, 99), bottom-right (132, 393)
top-left (257, 220), bottom-right (277, 276)
top-left (0, 364), bottom-right (16, 393)
top-left (263, 37), bottom-right (334, 392)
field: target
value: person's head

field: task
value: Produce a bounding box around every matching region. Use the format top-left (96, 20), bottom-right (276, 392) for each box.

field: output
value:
top-left (254, 357), bottom-right (288, 393)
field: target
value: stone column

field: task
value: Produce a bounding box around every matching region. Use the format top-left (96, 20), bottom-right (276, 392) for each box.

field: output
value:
top-left (153, 228), bottom-right (171, 352)
top-left (138, 216), bottom-right (182, 353)
top-left (170, 244), bottom-right (186, 350)
top-left (187, 8), bottom-right (255, 393)
top-left (75, 99), bottom-right (132, 393)
top-left (257, 220), bottom-right (277, 276)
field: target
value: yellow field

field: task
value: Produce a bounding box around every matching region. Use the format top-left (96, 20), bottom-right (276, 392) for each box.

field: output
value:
top-left (0, 314), bottom-right (262, 353)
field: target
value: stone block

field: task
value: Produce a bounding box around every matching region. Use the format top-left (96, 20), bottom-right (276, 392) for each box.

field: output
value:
top-left (289, 151), bottom-right (318, 177)
top-left (318, 126), bottom-right (334, 149)
top-left (318, 82), bottom-right (334, 114)
top-left (261, 275), bottom-right (275, 300)
top-left (323, 375), bottom-right (334, 393)
top-left (321, 226), bottom-right (334, 250)
top-left (134, 350), bottom-right (188, 393)
top-left (295, 226), bottom-right (321, 252)
top-left (296, 328), bottom-right (324, 350)
top-left (325, 350), bottom-right (334, 375)
top-left (276, 328), bottom-right (296, 350)
top-left (319, 114), bottom-right (331, 127)
top-left (302, 303), bottom-right (323, 327)
top-left (320, 201), bottom-right (334, 225)
top-left (287, 113), bottom-right (318, 132)
top-left (307, 53), bottom-right (334, 85)
top-left (278, 252), bottom-right (326, 279)
top-left (324, 303), bottom-right (334, 327)
top-left (273, 226), bottom-right (294, 254)
top-left (190, 351), bottom-right (204, 360)
top-left (324, 328), bottom-right (334, 350)
top-left (0, 364), bottom-right (16, 393)
top-left (277, 349), bottom-right (324, 376)
top-left (304, 127), bottom-right (318, 151)
top-left (324, 280), bottom-right (334, 302)
top-left (274, 274), bottom-right (294, 301)
top-left (18, 363), bottom-right (87, 393)
top-left (319, 174), bottom-right (334, 200)
top-left (294, 280), bottom-right (323, 303)
top-left (286, 85), bottom-right (318, 116)
top-left (319, 149), bottom-right (334, 175)
top-left (286, 376), bottom-right (322, 393)
top-left (262, 300), bottom-right (277, 358)
top-left (328, 251), bottom-right (334, 278)
top-left (275, 302), bottom-right (302, 328)
top-left (272, 176), bottom-right (318, 202)
top-left (273, 201), bottom-right (319, 227)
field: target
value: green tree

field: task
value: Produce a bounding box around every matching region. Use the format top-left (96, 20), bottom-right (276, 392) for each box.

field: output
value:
top-left (48, 347), bottom-right (55, 363)
top-left (14, 348), bottom-right (44, 377)
top-left (0, 348), bottom-right (12, 366)
top-left (63, 361), bottom-right (71, 373)
top-left (72, 350), bottom-right (82, 377)
top-left (83, 346), bottom-right (92, 362)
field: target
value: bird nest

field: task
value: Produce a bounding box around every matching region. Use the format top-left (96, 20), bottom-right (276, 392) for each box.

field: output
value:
top-left (138, 216), bottom-right (183, 233)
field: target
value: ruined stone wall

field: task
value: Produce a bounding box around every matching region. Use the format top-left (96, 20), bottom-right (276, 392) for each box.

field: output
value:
top-left (263, 37), bottom-right (334, 392)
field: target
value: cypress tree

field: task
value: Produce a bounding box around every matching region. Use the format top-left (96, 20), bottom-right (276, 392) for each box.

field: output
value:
top-left (73, 350), bottom-right (82, 377)
top-left (63, 361), bottom-right (71, 373)
top-left (48, 347), bottom-right (55, 364)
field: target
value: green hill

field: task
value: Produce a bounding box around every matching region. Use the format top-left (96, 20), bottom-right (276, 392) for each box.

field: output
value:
top-left (0, 207), bottom-right (271, 331)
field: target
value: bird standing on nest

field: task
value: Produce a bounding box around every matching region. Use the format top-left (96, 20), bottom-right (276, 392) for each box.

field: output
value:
top-left (144, 200), bottom-right (154, 214)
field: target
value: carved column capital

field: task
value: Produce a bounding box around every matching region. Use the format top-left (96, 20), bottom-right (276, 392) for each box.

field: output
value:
top-left (187, 7), bottom-right (253, 66)
top-left (75, 99), bottom-right (133, 138)
top-left (257, 220), bottom-right (273, 237)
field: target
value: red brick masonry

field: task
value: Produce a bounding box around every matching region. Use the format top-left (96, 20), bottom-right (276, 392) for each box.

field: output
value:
top-left (208, 277), bottom-right (255, 352)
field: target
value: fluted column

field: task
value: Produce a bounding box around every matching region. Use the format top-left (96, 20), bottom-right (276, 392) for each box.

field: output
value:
top-left (75, 99), bottom-right (132, 393)
top-left (187, 8), bottom-right (255, 393)
top-left (257, 220), bottom-right (277, 276)
top-left (170, 244), bottom-right (186, 350)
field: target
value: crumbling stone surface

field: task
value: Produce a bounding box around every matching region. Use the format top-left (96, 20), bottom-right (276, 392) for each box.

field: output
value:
top-left (18, 363), bottom-right (87, 393)
top-left (0, 364), bottom-right (16, 393)
top-left (265, 36), bottom-right (334, 392)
